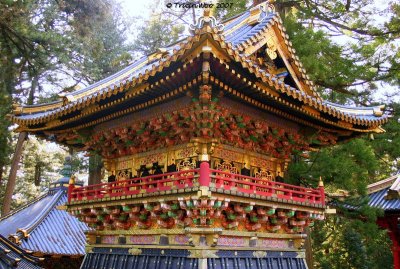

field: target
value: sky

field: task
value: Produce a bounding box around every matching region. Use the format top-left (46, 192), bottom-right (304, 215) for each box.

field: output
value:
top-left (118, 0), bottom-right (152, 19)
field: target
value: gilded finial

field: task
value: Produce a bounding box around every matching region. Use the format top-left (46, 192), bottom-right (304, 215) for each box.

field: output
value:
top-left (203, 8), bottom-right (211, 18)
top-left (69, 174), bottom-right (76, 185)
top-left (189, 7), bottom-right (224, 34)
top-left (249, 0), bottom-right (276, 25)
top-left (318, 176), bottom-right (324, 187)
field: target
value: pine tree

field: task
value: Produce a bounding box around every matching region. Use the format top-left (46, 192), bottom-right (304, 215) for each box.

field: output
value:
top-left (0, 0), bottom-right (133, 214)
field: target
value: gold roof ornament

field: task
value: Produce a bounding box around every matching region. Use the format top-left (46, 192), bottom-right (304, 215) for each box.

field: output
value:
top-left (69, 174), bottom-right (76, 185)
top-left (318, 176), bottom-right (324, 188)
top-left (189, 8), bottom-right (224, 34)
top-left (248, 0), bottom-right (276, 25)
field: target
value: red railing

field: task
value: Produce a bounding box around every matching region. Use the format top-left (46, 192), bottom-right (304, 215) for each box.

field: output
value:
top-left (68, 164), bottom-right (325, 205)
top-left (69, 169), bottom-right (199, 202)
top-left (209, 169), bottom-right (324, 205)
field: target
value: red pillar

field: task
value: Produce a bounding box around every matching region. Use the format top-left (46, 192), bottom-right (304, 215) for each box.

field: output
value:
top-left (389, 216), bottom-right (400, 269)
top-left (377, 216), bottom-right (400, 269)
top-left (393, 239), bottom-right (400, 269)
top-left (199, 161), bottom-right (210, 187)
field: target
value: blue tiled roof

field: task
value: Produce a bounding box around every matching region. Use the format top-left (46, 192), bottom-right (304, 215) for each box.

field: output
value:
top-left (222, 10), bottom-right (250, 31)
top-left (324, 101), bottom-right (384, 120)
top-left (0, 194), bottom-right (53, 237)
top-left (0, 234), bottom-right (42, 269)
top-left (368, 188), bottom-right (400, 211)
top-left (225, 13), bottom-right (276, 46)
top-left (367, 176), bottom-right (400, 211)
top-left (81, 248), bottom-right (307, 269)
top-left (0, 187), bottom-right (89, 256)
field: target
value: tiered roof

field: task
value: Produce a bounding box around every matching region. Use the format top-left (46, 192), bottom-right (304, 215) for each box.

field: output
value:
top-left (10, 2), bottom-right (388, 146)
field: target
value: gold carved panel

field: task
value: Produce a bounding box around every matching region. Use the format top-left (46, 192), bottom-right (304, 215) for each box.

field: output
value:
top-left (110, 145), bottom-right (199, 177)
top-left (210, 145), bottom-right (286, 180)
top-left (175, 147), bottom-right (197, 159)
top-left (249, 156), bottom-right (274, 171)
top-left (213, 147), bottom-right (243, 164)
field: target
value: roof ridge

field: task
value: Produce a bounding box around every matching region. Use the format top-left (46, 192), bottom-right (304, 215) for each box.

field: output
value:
top-left (0, 234), bottom-right (43, 265)
top-left (232, 12), bottom-right (321, 100)
top-left (367, 175), bottom-right (398, 194)
top-left (389, 176), bottom-right (400, 191)
top-left (10, 190), bottom-right (64, 243)
top-left (0, 192), bottom-right (48, 222)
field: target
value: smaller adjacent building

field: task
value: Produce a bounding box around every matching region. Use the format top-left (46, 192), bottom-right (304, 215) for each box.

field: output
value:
top-left (0, 158), bottom-right (89, 269)
top-left (0, 234), bottom-right (43, 269)
top-left (368, 175), bottom-right (400, 269)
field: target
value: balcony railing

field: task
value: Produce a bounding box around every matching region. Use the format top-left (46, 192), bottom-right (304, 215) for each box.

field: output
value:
top-left (68, 163), bottom-right (325, 206)
top-left (209, 169), bottom-right (324, 205)
top-left (69, 169), bottom-right (199, 202)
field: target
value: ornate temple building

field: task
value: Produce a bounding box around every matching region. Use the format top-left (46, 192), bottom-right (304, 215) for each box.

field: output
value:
top-left (9, 2), bottom-right (388, 269)
top-left (0, 159), bottom-right (88, 269)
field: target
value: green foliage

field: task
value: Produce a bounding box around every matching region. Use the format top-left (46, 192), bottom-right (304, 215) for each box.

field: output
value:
top-left (370, 102), bottom-right (400, 173)
top-left (284, 16), bottom-right (374, 102)
top-left (0, 136), bottom-right (66, 209)
top-left (132, 16), bottom-right (184, 56)
top-left (0, 0), bottom-right (133, 210)
top-left (288, 139), bottom-right (379, 194)
top-left (58, 0), bottom-right (133, 82)
top-left (287, 135), bottom-right (396, 267)
top-left (279, 0), bottom-right (399, 100)
top-left (272, 1), bottom-right (400, 267)
top-left (0, 93), bottom-right (11, 171)
top-left (213, 0), bottom-right (248, 21)
top-left (313, 215), bottom-right (392, 269)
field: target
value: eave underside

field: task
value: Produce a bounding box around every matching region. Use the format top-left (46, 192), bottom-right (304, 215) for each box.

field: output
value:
top-left (13, 53), bottom-right (386, 148)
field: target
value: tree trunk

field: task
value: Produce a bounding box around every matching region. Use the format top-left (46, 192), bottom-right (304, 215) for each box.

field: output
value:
top-left (27, 75), bottom-right (38, 106)
top-left (1, 75), bottom-right (37, 216)
top-left (1, 132), bottom-right (27, 216)
top-left (88, 153), bottom-right (103, 185)
top-left (0, 163), bottom-right (3, 185)
top-left (305, 227), bottom-right (314, 269)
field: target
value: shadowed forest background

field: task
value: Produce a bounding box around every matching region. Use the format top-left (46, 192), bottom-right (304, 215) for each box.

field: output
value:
top-left (0, 0), bottom-right (399, 268)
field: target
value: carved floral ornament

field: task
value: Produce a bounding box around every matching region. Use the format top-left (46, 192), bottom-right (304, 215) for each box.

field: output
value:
top-left (65, 99), bottom-right (337, 160)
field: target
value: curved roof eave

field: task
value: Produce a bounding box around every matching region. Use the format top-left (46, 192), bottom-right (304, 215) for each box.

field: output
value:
top-left (11, 6), bottom-right (389, 132)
